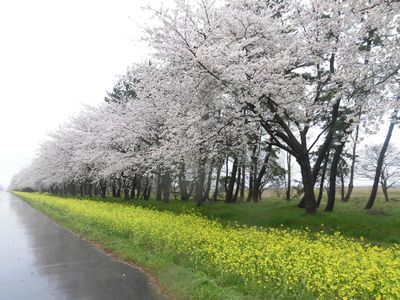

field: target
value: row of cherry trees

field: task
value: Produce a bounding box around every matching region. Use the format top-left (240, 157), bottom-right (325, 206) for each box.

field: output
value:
top-left (11, 0), bottom-right (400, 213)
top-left (11, 85), bottom-right (286, 202)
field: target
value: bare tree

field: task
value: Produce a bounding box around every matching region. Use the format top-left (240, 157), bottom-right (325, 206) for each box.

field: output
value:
top-left (359, 144), bottom-right (400, 202)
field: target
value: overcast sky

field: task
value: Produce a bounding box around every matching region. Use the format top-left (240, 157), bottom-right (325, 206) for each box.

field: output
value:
top-left (0, 0), bottom-right (173, 188)
top-left (0, 0), bottom-right (397, 188)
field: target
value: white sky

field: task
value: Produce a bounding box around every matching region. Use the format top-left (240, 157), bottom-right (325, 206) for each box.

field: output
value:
top-left (0, 0), bottom-right (172, 188)
top-left (0, 0), bottom-right (398, 188)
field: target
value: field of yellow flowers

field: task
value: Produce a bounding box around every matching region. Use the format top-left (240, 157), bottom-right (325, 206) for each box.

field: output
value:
top-left (16, 192), bottom-right (400, 299)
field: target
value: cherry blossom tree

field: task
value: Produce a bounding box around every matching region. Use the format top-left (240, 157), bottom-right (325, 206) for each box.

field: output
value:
top-left (11, 0), bottom-right (400, 214)
top-left (143, 0), bottom-right (400, 212)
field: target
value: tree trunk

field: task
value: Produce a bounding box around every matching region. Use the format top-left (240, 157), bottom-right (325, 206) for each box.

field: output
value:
top-left (366, 119), bottom-right (396, 209)
top-left (142, 176), bottom-right (151, 200)
top-left (224, 156), bottom-right (229, 194)
top-left (162, 170), bottom-right (171, 203)
top-left (381, 181), bottom-right (390, 202)
top-left (178, 164), bottom-right (190, 201)
top-left (312, 99), bottom-right (341, 182)
top-left (297, 96), bottom-right (341, 208)
top-left (340, 162), bottom-right (345, 201)
top-left (188, 182), bottom-right (195, 199)
top-left (136, 176), bottom-right (142, 199)
top-left (87, 183), bottom-right (93, 198)
top-left (212, 162), bottom-right (222, 202)
top-left (100, 180), bottom-right (107, 198)
top-left (253, 145), bottom-right (273, 202)
top-left (144, 184), bottom-right (152, 200)
top-left (225, 157), bottom-right (238, 203)
top-left (344, 125), bottom-right (359, 202)
top-left (130, 176), bottom-right (136, 199)
top-left (286, 152), bottom-right (291, 201)
top-left (124, 187), bottom-right (130, 200)
top-left (247, 145), bottom-right (258, 202)
top-left (297, 155), bottom-right (317, 213)
top-left (116, 180), bottom-right (121, 198)
top-left (194, 162), bottom-right (206, 205)
top-left (316, 154), bottom-right (329, 207)
top-left (233, 163), bottom-right (241, 202)
top-left (204, 165), bottom-right (213, 201)
top-left (247, 168), bottom-right (254, 202)
top-left (325, 142), bottom-right (346, 212)
top-left (239, 164), bottom-right (245, 202)
top-left (156, 171), bottom-right (162, 201)
top-left (112, 183), bottom-right (117, 197)
top-left (172, 181), bottom-right (178, 201)
top-left (71, 183), bottom-right (76, 196)
top-left (93, 184), bottom-right (98, 197)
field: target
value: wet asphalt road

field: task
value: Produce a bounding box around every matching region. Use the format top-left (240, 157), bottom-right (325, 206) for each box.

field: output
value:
top-left (0, 192), bottom-right (162, 300)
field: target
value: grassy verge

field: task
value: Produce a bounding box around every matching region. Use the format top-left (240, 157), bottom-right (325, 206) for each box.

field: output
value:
top-left (14, 192), bottom-right (400, 299)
